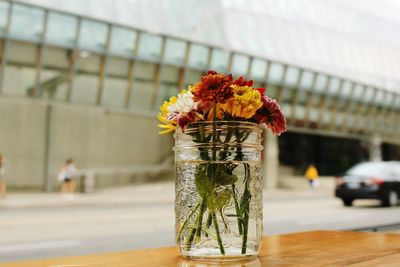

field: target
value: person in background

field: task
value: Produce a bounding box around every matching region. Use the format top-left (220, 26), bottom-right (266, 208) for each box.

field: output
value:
top-left (0, 155), bottom-right (6, 198)
top-left (305, 163), bottom-right (319, 189)
top-left (58, 158), bottom-right (77, 198)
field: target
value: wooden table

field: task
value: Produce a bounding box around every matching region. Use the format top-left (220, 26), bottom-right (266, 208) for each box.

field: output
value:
top-left (2, 231), bottom-right (400, 267)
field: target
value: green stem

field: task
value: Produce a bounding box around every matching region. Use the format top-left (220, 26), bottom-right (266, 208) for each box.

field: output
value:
top-left (219, 126), bottom-right (233, 160)
top-left (211, 105), bottom-right (225, 255)
top-left (211, 211), bottom-right (225, 255)
top-left (184, 227), bottom-right (196, 250)
top-left (219, 208), bottom-right (228, 230)
top-left (195, 200), bottom-right (206, 242)
top-left (184, 199), bottom-right (206, 250)
top-left (205, 212), bottom-right (212, 237)
top-left (241, 163), bottom-right (251, 254)
top-left (241, 206), bottom-right (250, 254)
top-left (212, 105), bottom-right (218, 162)
top-left (231, 184), bottom-right (242, 235)
top-left (176, 203), bottom-right (200, 242)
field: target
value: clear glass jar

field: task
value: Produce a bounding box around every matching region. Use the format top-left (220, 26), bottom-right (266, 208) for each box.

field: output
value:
top-left (174, 121), bottom-right (263, 261)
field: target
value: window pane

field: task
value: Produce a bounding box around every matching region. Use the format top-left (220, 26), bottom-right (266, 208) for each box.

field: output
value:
top-left (154, 66), bottom-right (180, 107)
top-left (135, 61), bottom-right (155, 80)
top-left (383, 92), bottom-right (394, 106)
top-left (363, 87), bottom-right (375, 103)
top-left (40, 46), bottom-right (70, 101)
top-left (3, 41), bottom-right (36, 96)
top-left (267, 63), bottom-right (285, 84)
top-left (107, 57), bottom-right (129, 77)
top-left (71, 53), bottom-right (100, 104)
top-left (184, 69), bottom-right (202, 87)
top-left (375, 90), bottom-right (385, 105)
top-left (210, 49), bottom-right (229, 72)
top-left (188, 44), bottom-right (208, 69)
top-left (266, 85), bottom-right (279, 98)
top-left (109, 26), bottom-right (136, 56)
top-left (395, 95), bottom-right (400, 109)
top-left (314, 74), bottom-right (328, 92)
top-left (160, 66), bottom-right (179, 83)
top-left (10, 4), bottom-right (44, 41)
top-left (102, 57), bottom-right (129, 107)
top-left (130, 80), bottom-right (153, 111)
top-left (297, 90), bottom-right (308, 105)
top-left (79, 19), bottom-right (108, 52)
top-left (164, 38), bottom-right (186, 64)
top-left (280, 87), bottom-right (294, 104)
top-left (231, 54), bottom-right (249, 75)
top-left (46, 12), bottom-right (77, 47)
top-left (284, 67), bottom-right (300, 86)
top-left (102, 78), bottom-right (126, 108)
top-left (0, 1), bottom-right (9, 35)
top-left (299, 71), bottom-right (314, 90)
top-left (157, 83), bottom-right (177, 108)
top-left (340, 81), bottom-right (353, 98)
top-left (71, 75), bottom-right (98, 105)
top-left (137, 33), bottom-right (162, 59)
top-left (250, 59), bottom-right (267, 80)
top-left (351, 84), bottom-right (363, 100)
top-left (328, 78), bottom-right (340, 95)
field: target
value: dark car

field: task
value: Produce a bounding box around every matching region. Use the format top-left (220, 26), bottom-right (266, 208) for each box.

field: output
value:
top-left (335, 161), bottom-right (400, 207)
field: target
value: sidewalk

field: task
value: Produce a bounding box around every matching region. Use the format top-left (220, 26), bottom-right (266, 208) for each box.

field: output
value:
top-left (0, 181), bottom-right (332, 209)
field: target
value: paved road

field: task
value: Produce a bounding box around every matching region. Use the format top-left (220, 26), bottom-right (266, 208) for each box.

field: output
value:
top-left (0, 182), bottom-right (399, 263)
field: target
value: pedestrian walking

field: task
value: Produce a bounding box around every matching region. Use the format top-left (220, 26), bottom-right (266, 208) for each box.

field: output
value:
top-left (305, 163), bottom-right (319, 189)
top-left (58, 158), bottom-right (77, 199)
top-left (0, 155), bottom-right (6, 198)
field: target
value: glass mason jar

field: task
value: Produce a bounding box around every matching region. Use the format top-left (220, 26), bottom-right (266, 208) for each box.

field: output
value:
top-left (174, 121), bottom-right (263, 261)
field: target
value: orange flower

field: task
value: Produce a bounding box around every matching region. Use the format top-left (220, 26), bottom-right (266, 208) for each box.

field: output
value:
top-left (191, 70), bottom-right (233, 105)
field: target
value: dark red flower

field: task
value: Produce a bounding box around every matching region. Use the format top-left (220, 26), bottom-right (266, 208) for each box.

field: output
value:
top-left (254, 95), bottom-right (287, 135)
top-left (191, 71), bottom-right (233, 104)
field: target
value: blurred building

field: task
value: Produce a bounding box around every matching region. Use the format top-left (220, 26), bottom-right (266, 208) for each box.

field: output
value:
top-left (0, 0), bottom-right (399, 190)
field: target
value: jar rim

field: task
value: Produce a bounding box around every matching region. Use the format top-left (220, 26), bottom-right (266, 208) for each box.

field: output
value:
top-left (183, 121), bottom-right (263, 134)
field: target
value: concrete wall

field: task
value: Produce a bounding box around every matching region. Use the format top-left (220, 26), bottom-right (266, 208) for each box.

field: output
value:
top-left (0, 96), bottom-right (174, 190)
top-left (0, 97), bottom-right (47, 188)
top-left (278, 175), bottom-right (336, 192)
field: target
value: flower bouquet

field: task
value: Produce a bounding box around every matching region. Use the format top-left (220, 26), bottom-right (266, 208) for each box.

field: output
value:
top-left (158, 71), bottom-right (286, 260)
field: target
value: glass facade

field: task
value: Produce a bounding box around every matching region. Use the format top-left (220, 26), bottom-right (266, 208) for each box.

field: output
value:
top-left (0, 0), bottom-right (399, 142)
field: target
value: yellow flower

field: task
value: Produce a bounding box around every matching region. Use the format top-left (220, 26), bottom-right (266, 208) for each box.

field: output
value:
top-left (219, 85), bottom-right (263, 119)
top-left (157, 96), bottom-right (178, 134)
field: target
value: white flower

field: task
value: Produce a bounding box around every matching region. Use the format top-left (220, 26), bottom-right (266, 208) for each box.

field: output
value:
top-left (167, 90), bottom-right (197, 115)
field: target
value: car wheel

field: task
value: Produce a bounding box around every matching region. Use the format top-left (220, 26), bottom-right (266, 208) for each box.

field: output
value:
top-left (342, 198), bottom-right (353, 207)
top-left (382, 191), bottom-right (398, 207)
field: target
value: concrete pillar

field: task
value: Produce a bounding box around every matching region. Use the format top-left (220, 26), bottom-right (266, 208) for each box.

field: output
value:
top-left (263, 130), bottom-right (279, 189)
top-left (369, 135), bottom-right (382, 162)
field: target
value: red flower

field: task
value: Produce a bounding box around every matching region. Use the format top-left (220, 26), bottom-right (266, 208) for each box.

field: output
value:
top-left (256, 87), bottom-right (266, 95)
top-left (254, 95), bottom-right (287, 135)
top-left (191, 70), bottom-right (233, 104)
top-left (233, 76), bottom-right (253, 87)
top-left (233, 76), bottom-right (266, 95)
